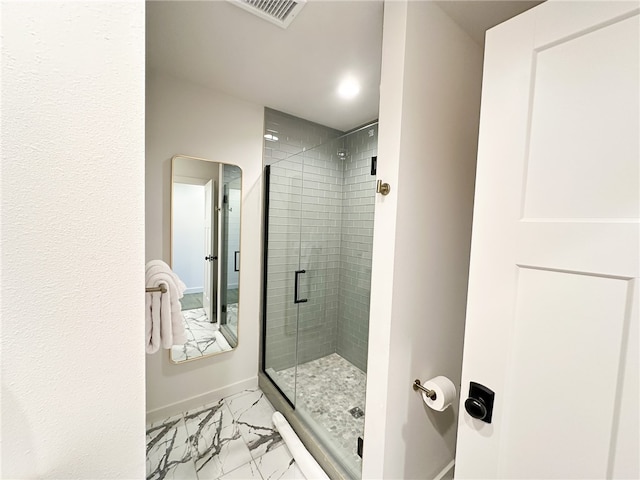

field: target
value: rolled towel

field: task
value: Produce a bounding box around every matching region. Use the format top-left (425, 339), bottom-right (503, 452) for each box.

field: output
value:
top-left (146, 260), bottom-right (187, 297)
top-left (146, 263), bottom-right (186, 300)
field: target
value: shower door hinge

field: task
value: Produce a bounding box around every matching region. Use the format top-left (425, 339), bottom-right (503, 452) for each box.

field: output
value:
top-left (222, 304), bottom-right (227, 313)
top-left (371, 156), bottom-right (377, 176)
top-left (357, 437), bottom-right (364, 458)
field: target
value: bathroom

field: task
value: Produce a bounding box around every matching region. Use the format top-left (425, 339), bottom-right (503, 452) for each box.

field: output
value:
top-left (144, 1), bottom-right (466, 477)
top-left (2, 1), bottom-right (638, 479)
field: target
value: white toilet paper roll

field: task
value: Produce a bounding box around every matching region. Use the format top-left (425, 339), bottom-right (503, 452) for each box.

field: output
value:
top-left (421, 376), bottom-right (457, 411)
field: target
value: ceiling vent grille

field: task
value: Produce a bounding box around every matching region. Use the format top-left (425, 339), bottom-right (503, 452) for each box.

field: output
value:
top-left (228, 0), bottom-right (307, 29)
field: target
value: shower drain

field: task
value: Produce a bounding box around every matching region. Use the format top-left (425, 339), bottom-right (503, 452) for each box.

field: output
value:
top-left (348, 406), bottom-right (365, 419)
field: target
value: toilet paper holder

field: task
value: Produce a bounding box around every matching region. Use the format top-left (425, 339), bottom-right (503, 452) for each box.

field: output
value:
top-left (413, 379), bottom-right (437, 400)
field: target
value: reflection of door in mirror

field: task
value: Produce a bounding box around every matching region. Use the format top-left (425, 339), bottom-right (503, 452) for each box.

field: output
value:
top-left (170, 156), bottom-right (242, 363)
top-left (203, 179), bottom-right (215, 322)
top-left (219, 164), bottom-right (241, 348)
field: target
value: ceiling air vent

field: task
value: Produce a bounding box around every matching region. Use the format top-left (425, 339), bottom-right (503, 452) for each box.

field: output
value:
top-left (228, 0), bottom-right (307, 29)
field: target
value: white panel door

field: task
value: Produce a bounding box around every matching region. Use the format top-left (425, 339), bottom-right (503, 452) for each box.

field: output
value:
top-left (203, 179), bottom-right (215, 321)
top-left (455, 2), bottom-right (639, 479)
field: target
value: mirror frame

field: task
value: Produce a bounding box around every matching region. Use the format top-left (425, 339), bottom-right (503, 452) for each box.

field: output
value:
top-left (169, 154), bottom-right (242, 364)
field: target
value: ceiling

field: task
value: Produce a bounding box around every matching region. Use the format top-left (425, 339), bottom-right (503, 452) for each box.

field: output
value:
top-left (146, 0), bottom-right (541, 132)
top-left (436, 1), bottom-right (543, 46)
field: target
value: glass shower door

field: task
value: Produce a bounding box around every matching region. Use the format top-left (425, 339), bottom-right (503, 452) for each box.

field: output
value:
top-left (263, 153), bottom-right (305, 404)
top-left (263, 147), bottom-right (337, 406)
top-left (263, 123), bottom-right (378, 479)
top-left (293, 137), bottom-right (342, 388)
top-left (292, 137), bottom-right (369, 477)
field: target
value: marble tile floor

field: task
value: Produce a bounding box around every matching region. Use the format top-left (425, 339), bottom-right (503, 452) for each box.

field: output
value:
top-left (271, 353), bottom-right (366, 471)
top-left (147, 388), bottom-right (305, 480)
top-left (171, 308), bottom-right (232, 363)
top-left (226, 303), bottom-right (238, 329)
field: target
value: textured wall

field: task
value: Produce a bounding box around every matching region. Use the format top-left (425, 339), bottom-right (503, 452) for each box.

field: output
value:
top-left (1, 2), bottom-right (146, 478)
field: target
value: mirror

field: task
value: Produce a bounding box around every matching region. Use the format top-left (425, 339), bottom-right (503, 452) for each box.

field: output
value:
top-left (170, 155), bottom-right (241, 363)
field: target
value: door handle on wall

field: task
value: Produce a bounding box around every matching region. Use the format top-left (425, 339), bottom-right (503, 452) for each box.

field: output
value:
top-left (294, 270), bottom-right (308, 304)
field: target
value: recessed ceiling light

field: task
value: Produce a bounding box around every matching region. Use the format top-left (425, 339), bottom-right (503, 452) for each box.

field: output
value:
top-left (264, 133), bottom-right (279, 142)
top-left (338, 77), bottom-right (360, 100)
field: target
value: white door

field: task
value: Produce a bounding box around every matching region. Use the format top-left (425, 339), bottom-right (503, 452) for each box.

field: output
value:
top-left (455, 2), bottom-right (639, 479)
top-left (203, 179), bottom-right (215, 321)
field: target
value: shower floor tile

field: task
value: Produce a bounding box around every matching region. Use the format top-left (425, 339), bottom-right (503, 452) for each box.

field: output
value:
top-left (272, 353), bottom-right (367, 471)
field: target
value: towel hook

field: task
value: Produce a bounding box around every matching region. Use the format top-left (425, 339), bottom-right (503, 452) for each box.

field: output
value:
top-left (376, 180), bottom-right (391, 196)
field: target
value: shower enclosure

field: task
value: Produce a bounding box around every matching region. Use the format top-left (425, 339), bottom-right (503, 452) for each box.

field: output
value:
top-left (262, 121), bottom-right (378, 477)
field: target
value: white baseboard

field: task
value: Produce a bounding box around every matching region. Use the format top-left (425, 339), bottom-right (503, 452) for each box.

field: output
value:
top-left (146, 376), bottom-right (258, 424)
top-left (184, 287), bottom-right (203, 295)
top-left (434, 460), bottom-right (455, 480)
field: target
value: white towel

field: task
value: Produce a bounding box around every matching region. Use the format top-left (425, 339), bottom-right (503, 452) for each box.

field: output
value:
top-left (146, 262), bottom-right (187, 341)
top-left (145, 261), bottom-right (187, 352)
top-left (147, 266), bottom-right (187, 348)
top-left (146, 260), bottom-right (187, 296)
top-left (145, 291), bottom-right (162, 354)
top-left (146, 273), bottom-right (187, 349)
top-left (146, 264), bottom-right (185, 302)
top-left (159, 282), bottom-right (173, 349)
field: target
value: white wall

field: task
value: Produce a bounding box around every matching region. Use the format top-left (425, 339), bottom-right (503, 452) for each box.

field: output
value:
top-left (173, 183), bottom-right (206, 293)
top-left (146, 72), bottom-right (264, 417)
top-left (1, 2), bottom-right (145, 478)
top-left (363, 2), bottom-right (483, 478)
